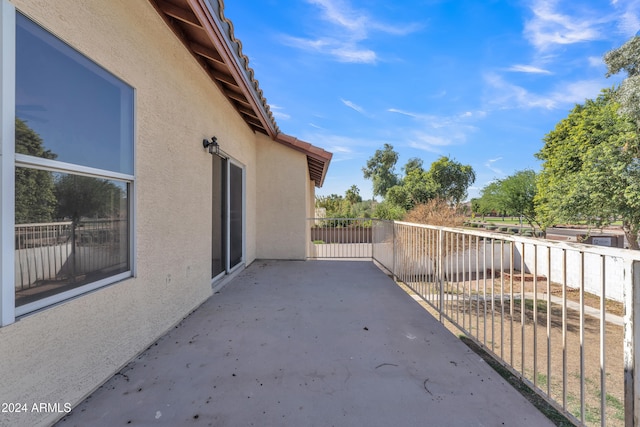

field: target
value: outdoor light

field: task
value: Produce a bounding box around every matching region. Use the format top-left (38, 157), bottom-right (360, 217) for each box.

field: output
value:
top-left (203, 136), bottom-right (219, 155)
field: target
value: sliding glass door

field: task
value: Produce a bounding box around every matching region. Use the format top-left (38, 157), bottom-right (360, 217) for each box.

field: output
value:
top-left (211, 155), bottom-right (226, 278)
top-left (229, 163), bottom-right (243, 269)
top-left (212, 157), bottom-right (244, 279)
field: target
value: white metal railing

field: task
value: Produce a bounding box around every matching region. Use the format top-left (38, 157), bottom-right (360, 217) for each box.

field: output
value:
top-left (308, 218), bottom-right (640, 426)
top-left (308, 218), bottom-right (373, 259)
top-left (15, 220), bottom-right (128, 293)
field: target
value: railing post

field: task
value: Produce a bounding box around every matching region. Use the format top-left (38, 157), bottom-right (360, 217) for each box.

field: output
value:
top-left (371, 219), bottom-right (375, 262)
top-left (391, 221), bottom-right (398, 280)
top-left (624, 259), bottom-right (640, 427)
top-left (391, 222), bottom-right (395, 277)
top-left (438, 228), bottom-right (444, 322)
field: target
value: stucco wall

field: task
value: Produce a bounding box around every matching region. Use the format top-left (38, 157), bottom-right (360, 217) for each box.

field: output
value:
top-left (306, 178), bottom-right (316, 257)
top-left (256, 134), bottom-right (310, 259)
top-left (0, 1), bottom-right (262, 425)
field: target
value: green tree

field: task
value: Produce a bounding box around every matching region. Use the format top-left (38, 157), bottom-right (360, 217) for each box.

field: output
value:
top-left (477, 181), bottom-right (502, 216)
top-left (385, 184), bottom-right (411, 210)
top-left (372, 200), bottom-right (405, 220)
top-left (470, 197), bottom-right (481, 216)
top-left (535, 89), bottom-right (640, 248)
top-left (605, 34), bottom-right (640, 129)
top-left (55, 175), bottom-right (125, 221)
top-left (385, 167), bottom-right (437, 211)
top-left (478, 170), bottom-right (539, 228)
top-left (362, 143), bottom-right (399, 199)
top-left (14, 118), bottom-right (57, 223)
top-left (316, 190), bottom-right (370, 220)
top-left (427, 156), bottom-right (476, 206)
top-left (500, 170), bottom-right (538, 227)
top-left (402, 157), bottom-right (424, 175)
top-left (316, 194), bottom-right (347, 217)
top-left (345, 185), bottom-right (362, 205)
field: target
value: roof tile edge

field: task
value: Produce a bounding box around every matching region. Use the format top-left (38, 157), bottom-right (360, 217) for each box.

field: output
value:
top-left (210, 0), bottom-right (280, 134)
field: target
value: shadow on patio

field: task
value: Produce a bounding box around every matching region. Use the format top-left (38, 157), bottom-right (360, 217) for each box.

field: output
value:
top-left (57, 260), bottom-right (553, 426)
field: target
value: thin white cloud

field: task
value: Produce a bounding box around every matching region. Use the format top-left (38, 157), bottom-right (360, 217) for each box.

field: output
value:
top-left (269, 105), bottom-right (291, 120)
top-left (388, 108), bottom-right (485, 123)
top-left (296, 132), bottom-right (386, 162)
top-left (281, 36), bottom-right (377, 63)
top-left (408, 140), bottom-right (446, 153)
top-left (309, 123), bottom-right (324, 129)
top-left (280, 0), bottom-right (420, 63)
top-left (405, 128), bottom-right (469, 153)
top-left (485, 157), bottom-right (504, 176)
top-left (524, 0), bottom-right (604, 51)
top-left (307, 0), bottom-right (421, 37)
top-left (387, 108), bottom-right (419, 118)
top-left (331, 46), bottom-right (377, 63)
top-left (485, 72), bottom-right (557, 109)
top-left (329, 145), bottom-right (353, 153)
top-left (507, 64), bottom-right (552, 74)
top-left (387, 107), bottom-right (482, 152)
top-left (615, 0), bottom-right (640, 36)
top-left (414, 133), bottom-right (454, 146)
top-left (548, 79), bottom-right (604, 105)
top-left (341, 98), bottom-right (366, 114)
top-left (587, 56), bottom-right (603, 67)
top-left (308, 0), bottom-right (366, 35)
top-left (485, 72), bottom-right (605, 110)
top-left (524, 0), bottom-right (640, 51)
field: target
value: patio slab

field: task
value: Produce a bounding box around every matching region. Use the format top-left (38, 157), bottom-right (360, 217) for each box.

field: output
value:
top-left (56, 260), bottom-right (553, 427)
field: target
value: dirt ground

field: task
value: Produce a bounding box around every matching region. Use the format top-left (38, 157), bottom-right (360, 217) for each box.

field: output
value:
top-left (397, 273), bottom-right (626, 427)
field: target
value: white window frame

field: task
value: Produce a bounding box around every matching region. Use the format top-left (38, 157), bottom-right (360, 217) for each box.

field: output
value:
top-left (0, 0), bottom-right (16, 326)
top-left (0, 2), bottom-right (136, 324)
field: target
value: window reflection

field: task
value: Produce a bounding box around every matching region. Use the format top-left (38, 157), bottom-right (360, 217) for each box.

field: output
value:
top-left (14, 13), bottom-right (134, 311)
top-left (16, 13), bottom-right (134, 174)
top-left (15, 120), bottom-right (129, 306)
top-left (15, 170), bottom-right (129, 307)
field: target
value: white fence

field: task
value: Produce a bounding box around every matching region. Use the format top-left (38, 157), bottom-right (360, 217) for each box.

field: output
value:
top-left (517, 244), bottom-right (626, 302)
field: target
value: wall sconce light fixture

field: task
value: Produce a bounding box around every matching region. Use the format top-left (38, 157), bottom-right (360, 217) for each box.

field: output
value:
top-left (203, 136), bottom-right (219, 155)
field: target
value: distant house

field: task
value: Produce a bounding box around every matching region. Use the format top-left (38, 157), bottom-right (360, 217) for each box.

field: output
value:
top-left (0, 0), bottom-right (331, 425)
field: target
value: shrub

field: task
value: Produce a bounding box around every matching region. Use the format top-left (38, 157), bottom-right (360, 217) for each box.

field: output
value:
top-left (373, 201), bottom-right (406, 221)
top-left (401, 199), bottom-right (469, 269)
top-left (403, 198), bottom-right (465, 228)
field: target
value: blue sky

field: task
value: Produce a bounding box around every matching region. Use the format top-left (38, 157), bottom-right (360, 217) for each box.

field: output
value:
top-left (223, 0), bottom-right (640, 201)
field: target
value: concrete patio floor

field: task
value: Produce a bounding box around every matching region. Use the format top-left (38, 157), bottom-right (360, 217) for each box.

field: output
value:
top-left (56, 260), bottom-right (553, 427)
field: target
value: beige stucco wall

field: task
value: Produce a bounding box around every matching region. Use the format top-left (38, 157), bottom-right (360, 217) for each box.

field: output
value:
top-left (255, 134), bottom-right (310, 259)
top-left (0, 0), bottom-right (280, 425)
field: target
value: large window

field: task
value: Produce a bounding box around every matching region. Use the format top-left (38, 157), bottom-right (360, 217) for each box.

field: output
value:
top-left (9, 12), bottom-right (134, 316)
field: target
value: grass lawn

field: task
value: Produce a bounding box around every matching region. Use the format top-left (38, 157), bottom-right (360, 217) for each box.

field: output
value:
top-left (467, 216), bottom-right (523, 225)
top-left (467, 216), bottom-right (625, 227)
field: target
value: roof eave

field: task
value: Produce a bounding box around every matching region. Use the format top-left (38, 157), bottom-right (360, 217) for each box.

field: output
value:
top-left (188, 0), bottom-right (279, 137)
top-left (148, 0), bottom-right (333, 187)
